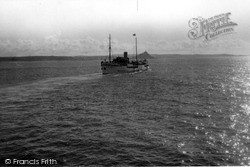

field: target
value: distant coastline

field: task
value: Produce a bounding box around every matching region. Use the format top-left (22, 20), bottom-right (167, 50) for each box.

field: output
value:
top-left (0, 56), bottom-right (104, 62)
top-left (0, 54), bottom-right (247, 61)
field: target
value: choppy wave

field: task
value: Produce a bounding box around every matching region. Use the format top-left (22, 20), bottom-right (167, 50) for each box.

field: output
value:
top-left (0, 55), bottom-right (250, 166)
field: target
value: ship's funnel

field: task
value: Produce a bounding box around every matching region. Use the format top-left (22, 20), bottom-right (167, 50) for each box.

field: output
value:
top-left (124, 52), bottom-right (128, 58)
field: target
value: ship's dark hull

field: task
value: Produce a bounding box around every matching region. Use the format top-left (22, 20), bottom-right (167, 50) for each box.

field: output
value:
top-left (101, 64), bottom-right (149, 74)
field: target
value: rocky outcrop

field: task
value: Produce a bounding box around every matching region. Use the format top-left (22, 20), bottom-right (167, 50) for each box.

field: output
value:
top-left (138, 51), bottom-right (154, 59)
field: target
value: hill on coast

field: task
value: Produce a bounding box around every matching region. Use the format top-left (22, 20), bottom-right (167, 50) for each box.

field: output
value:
top-left (137, 51), bottom-right (154, 59)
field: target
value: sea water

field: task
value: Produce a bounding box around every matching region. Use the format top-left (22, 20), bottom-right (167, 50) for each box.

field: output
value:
top-left (0, 55), bottom-right (250, 166)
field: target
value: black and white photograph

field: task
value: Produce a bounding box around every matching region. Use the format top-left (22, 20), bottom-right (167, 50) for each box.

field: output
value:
top-left (0, 0), bottom-right (249, 166)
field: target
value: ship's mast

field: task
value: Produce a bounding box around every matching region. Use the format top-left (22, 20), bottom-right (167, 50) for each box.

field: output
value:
top-left (135, 36), bottom-right (138, 62)
top-left (133, 34), bottom-right (138, 61)
top-left (109, 34), bottom-right (111, 63)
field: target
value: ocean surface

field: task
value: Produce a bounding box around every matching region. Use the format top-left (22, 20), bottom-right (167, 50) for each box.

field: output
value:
top-left (0, 55), bottom-right (250, 166)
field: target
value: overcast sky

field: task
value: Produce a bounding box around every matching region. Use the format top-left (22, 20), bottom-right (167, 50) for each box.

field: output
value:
top-left (0, 0), bottom-right (250, 56)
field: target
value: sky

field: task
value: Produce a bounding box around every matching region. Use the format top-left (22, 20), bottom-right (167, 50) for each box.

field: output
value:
top-left (0, 0), bottom-right (250, 56)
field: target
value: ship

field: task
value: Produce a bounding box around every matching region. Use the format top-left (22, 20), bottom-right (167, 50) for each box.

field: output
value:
top-left (101, 34), bottom-right (149, 74)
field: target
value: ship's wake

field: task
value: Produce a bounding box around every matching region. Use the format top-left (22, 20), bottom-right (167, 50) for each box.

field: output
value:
top-left (0, 73), bottom-right (103, 102)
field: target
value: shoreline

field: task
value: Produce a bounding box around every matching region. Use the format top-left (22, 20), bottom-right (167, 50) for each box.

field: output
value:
top-left (0, 54), bottom-right (248, 62)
